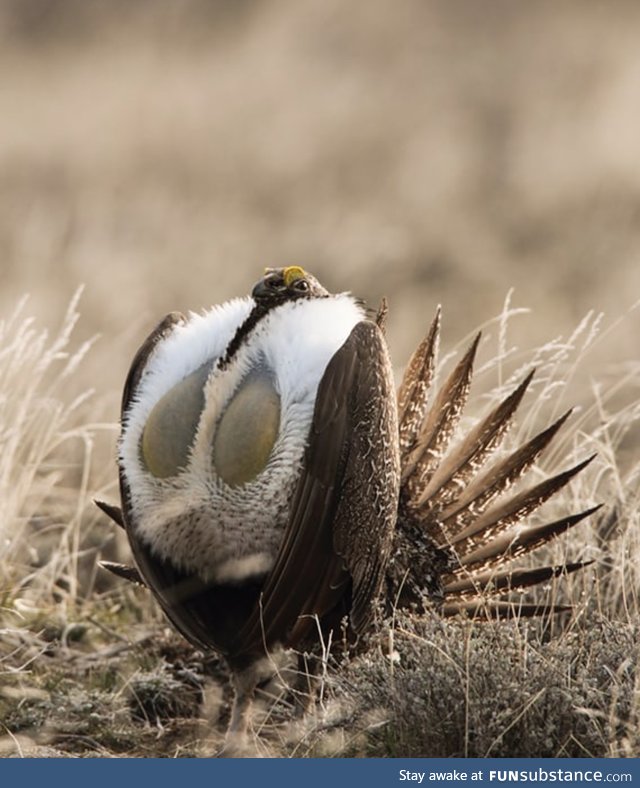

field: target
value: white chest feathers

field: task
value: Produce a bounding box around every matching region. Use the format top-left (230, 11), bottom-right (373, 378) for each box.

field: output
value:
top-left (119, 294), bottom-right (366, 583)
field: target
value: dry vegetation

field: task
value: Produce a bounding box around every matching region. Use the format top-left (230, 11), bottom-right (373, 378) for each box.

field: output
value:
top-left (0, 0), bottom-right (639, 759)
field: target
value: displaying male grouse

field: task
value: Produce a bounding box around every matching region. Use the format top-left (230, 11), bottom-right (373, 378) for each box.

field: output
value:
top-left (97, 267), bottom-right (598, 745)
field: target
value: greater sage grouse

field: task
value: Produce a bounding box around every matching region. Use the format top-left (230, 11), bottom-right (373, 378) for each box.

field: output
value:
top-left (97, 266), bottom-right (598, 744)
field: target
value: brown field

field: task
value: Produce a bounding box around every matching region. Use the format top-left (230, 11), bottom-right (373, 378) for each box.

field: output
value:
top-left (0, 0), bottom-right (639, 758)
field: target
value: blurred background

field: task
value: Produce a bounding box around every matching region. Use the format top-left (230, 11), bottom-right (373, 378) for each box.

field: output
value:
top-left (1, 0), bottom-right (638, 388)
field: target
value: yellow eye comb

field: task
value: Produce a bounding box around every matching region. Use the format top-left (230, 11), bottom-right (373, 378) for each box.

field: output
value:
top-left (283, 266), bottom-right (307, 286)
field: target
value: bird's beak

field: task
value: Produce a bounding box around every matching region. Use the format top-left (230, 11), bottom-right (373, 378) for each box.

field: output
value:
top-left (251, 276), bottom-right (276, 301)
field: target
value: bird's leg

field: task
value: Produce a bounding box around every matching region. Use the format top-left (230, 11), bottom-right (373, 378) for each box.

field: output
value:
top-left (223, 664), bottom-right (259, 752)
top-left (220, 658), bottom-right (280, 755)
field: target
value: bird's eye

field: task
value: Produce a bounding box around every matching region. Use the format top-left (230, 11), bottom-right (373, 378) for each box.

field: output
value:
top-left (140, 361), bottom-right (212, 478)
top-left (293, 279), bottom-right (309, 292)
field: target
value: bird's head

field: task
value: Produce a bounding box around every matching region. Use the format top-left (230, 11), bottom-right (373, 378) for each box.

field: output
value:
top-left (251, 266), bottom-right (329, 304)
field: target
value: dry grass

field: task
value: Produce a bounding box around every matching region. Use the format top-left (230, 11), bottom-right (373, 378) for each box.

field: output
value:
top-left (335, 613), bottom-right (640, 758)
top-left (0, 292), bottom-right (638, 758)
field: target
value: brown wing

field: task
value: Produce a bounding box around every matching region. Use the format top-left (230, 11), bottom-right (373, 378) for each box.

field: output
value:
top-left (234, 320), bottom-right (400, 653)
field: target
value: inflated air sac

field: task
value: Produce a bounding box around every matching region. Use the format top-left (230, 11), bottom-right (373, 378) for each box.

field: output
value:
top-left (212, 369), bottom-right (280, 487)
top-left (141, 362), bottom-right (213, 478)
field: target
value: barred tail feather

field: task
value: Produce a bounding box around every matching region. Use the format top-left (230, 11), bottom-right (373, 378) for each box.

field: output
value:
top-left (402, 332), bottom-right (481, 500)
top-left (442, 454), bottom-right (597, 554)
top-left (443, 561), bottom-right (591, 600)
top-left (99, 560), bottom-right (145, 586)
top-left (95, 499), bottom-right (125, 529)
top-left (413, 369), bottom-right (535, 515)
top-left (437, 409), bottom-right (574, 530)
top-left (456, 506), bottom-right (602, 574)
top-left (442, 600), bottom-right (573, 619)
top-left (397, 307), bottom-right (441, 453)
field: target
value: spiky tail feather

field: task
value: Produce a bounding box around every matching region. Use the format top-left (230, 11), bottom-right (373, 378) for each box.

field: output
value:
top-left (99, 560), bottom-right (146, 586)
top-left (391, 309), bottom-right (599, 619)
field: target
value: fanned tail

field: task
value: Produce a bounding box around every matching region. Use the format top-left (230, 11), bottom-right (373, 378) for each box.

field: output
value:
top-left (391, 309), bottom-right (599, 619)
